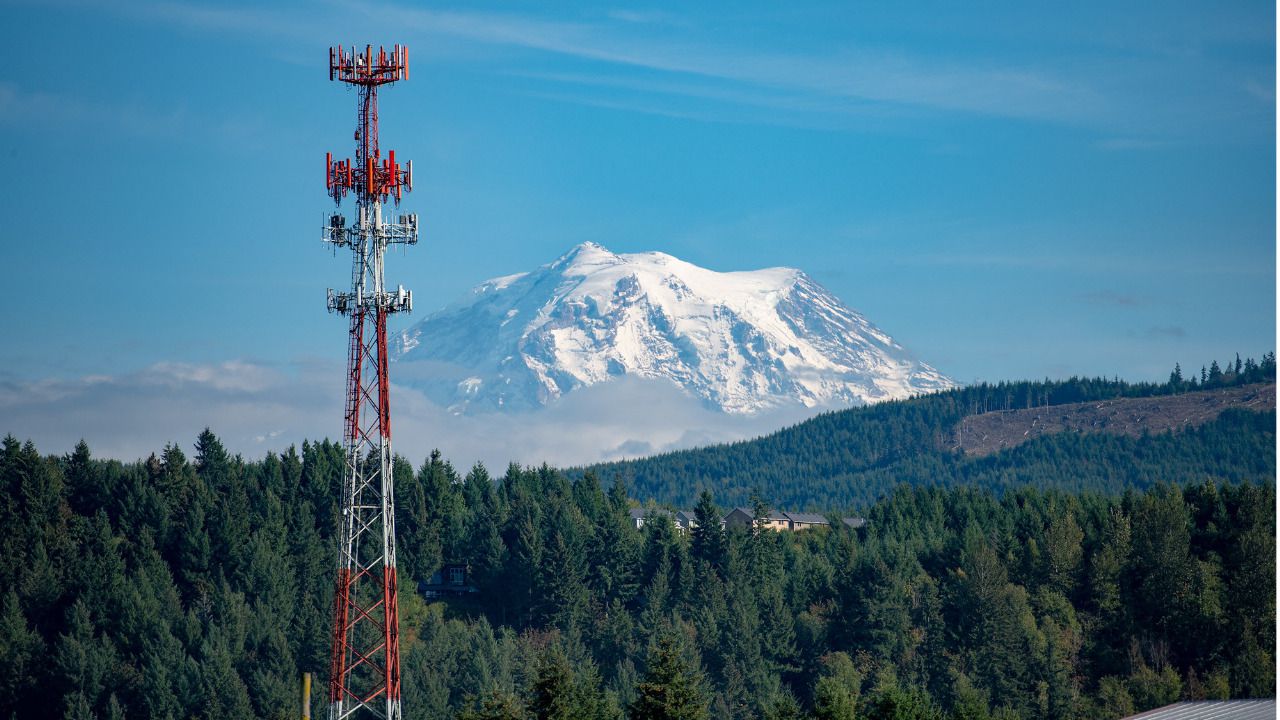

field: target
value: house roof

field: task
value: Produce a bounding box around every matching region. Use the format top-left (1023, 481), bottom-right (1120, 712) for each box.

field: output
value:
top-left (1123, 701), bottom-right (1276, 720)
top-left (841, 517), bottom-right (867, 528)
top-left (784, 512), bottom-right (829, 525)
top-left (728, 506), bottom-right (788, 521)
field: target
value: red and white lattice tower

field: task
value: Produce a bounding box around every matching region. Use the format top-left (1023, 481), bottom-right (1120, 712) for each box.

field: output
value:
top-left (322, 44), bottom-right (415, 720)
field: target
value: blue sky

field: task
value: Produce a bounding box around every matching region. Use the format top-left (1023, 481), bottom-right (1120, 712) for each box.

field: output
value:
top-left (0, 0), bottom-right (1274, 460)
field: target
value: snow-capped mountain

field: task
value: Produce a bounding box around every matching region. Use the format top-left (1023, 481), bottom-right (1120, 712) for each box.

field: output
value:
top-left (393, 242), bottom-right (955, 414)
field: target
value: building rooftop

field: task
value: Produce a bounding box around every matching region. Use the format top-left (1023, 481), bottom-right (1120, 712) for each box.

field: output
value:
top-left (1123, 700), bottom-right (1276, 720)
top-left (784, 511), bottom-right (829, 525)
top-left (729, 506), bottom-right (789, 522)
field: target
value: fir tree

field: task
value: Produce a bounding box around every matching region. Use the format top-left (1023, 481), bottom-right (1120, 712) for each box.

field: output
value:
top-left (630, 632), bottom-right (709, 720)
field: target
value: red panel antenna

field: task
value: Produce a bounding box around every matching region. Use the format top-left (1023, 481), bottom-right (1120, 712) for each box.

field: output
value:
top-left (320, 44), bottom-right (416, 720)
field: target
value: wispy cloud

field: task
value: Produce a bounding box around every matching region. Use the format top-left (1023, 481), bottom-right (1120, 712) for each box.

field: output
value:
top-left (0, 80), bottom-right (267, 146)
top-left (54, 0), bottom-right (1272, 139)
top-left (1242, 79), bottom-right (1275, 104)
top-left (116, 0), bottom-right (319, 38)
top-left (605, 9), bottom-right (689, 27)
top-left (908, 251), bottom-right (1079, 270)
top-left (73, 0), bottom-right (1111, 127)
top-left (1, 359), bottom-right (822, 468)
top-left (1078, 290), bottom-right (1142, 307)
top-left (0, 81), bottom-right (188, 137)
top-left (1144, 325), bottom-right (1187, 339)
top-left (1095, 137), bottom-right (1169, 151)
top-left (372, 4), bottom-right (1105, 125)
top-left (509, 69), bottom-right (903, 130)
top-left (0, 360), bottom-right (338, 461)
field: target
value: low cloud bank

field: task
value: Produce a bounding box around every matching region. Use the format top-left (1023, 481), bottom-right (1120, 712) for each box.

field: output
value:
top-left (1, 360), bottom-right (826, 470)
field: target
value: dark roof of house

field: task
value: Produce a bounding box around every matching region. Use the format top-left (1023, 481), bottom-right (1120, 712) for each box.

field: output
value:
top-left (727, 506), bottom-right (789, 521)
top-left (1123, 701), bottom-right (1276, 720)
top-left (784, 512), bottom-right (829, 525)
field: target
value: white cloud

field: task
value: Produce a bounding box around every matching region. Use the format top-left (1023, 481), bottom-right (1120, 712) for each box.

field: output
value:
top-left (1, 360), bottom-right (823, 470)
top-left (0, 81), bottom-right (188, 137)
top-left (0, 80), bottom-right (266, 147)
top-left (366, 3), bottom-right (1105, 125)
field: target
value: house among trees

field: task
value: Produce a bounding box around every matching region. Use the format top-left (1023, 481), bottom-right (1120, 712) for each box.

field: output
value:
top-left (628, 507), bottom-right (699, 532)
top-left (724, 506), bottom-right (790, 531)
top-left (634, 504), bottom-right (868, 533)
top-left (420, 563), bottom-right (476, 597)
top-left (674, 509), bottom-right (699, 532)
top-left (785, 511), bottom-right (829, 530)
top-left (723, 507), bottom-right (867, 532)
top-left (627, 507), bottom-right (652, 529)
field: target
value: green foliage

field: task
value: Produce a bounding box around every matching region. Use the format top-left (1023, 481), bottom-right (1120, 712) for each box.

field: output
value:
top-left (1126, 664), bottom-right (1181, 712)
top-left (0, 400), bottom-right (1272, 719)
top-left (630, 631), bottom-right (709, 720)
top-left (463, 689), bottom-right (529, 720)
top-left (0, 589), bottom-right (43, 716)
top-left (1095, 676), bottom-right (1133, 719)
top-left (527, 645), bottom-right (618, 720)
top-left (813, 653), bottom-right (860, 720)
top-left (580, 360), bottom-right (1275, 509)
top-left (863, 671), bottom-right (943, 720)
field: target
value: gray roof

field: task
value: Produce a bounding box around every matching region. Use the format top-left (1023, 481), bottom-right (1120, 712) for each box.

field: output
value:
top-left (728, 506), bottom-right (788, 521)
top-left (841, 517), bottom-right (867, 528)
top-left (784, 512), bottom-right (829, 525)
top-left (1124, 701), bottom-right (1276, 720)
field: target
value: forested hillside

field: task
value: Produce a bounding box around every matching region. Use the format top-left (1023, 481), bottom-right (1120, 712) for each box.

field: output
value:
top-left (0, 432), bottom-right (1273, 719)
top-left (952, 383), bottom-right (1274, 456)
top-left (583, 356), bottom-right (1276, 508)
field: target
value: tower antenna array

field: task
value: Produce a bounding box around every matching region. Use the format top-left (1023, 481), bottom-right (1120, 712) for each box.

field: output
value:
top-left (322, 43), bottom-right (416, 720)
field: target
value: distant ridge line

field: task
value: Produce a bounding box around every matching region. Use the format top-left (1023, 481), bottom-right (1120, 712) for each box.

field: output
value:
top-left (952, 382), bottom-right (1276, 456)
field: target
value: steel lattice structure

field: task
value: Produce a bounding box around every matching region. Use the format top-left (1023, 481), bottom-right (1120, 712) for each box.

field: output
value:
top-left (322, 44), bottom-right (416, 720)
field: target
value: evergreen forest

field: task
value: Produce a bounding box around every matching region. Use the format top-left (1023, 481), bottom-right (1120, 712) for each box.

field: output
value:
top-left (0, 414), bottom-right (1274, 719)
top-left (583, 355), bottom-right (1276, 508)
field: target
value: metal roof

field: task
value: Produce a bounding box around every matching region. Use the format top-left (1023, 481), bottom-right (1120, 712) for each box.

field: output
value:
top-left (1124, 700), bottom-right (1276, 720)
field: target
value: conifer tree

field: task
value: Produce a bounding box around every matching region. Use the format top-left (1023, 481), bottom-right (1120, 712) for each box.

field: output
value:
top-left (690, 491), bottom-right (724, 570)
top-left (812, 652), bottom-right (860, 720)
top-left (630, 632), bottom-right (709, 720)
top-left (0, 589), bottom-right (43, 716)
top-left (463, 689), bottom-right (528, 720)
top-left (63, 441), bottom-right (99, 516)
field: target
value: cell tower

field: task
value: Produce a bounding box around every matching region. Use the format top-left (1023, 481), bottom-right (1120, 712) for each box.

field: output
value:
top-left (322, 44), bottom-right (416, 720)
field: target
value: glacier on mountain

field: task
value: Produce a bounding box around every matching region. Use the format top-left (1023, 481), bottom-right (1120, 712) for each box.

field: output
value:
top-left (392, 242), bottom-right (955, 414)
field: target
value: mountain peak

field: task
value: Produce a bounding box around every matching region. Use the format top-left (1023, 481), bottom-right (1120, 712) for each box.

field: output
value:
top-left (394, 245), bottom-right (955, 414)
top-left (554, 241), bottom-right (617, 267)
